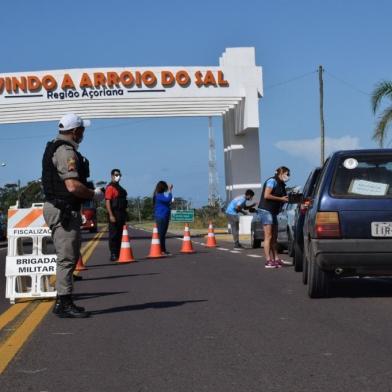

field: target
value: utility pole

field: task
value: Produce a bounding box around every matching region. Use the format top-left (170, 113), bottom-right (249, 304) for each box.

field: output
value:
top-left (319, 65), bottom-right (325, 165)
top-left (208, 117), bottom-right (220, 206)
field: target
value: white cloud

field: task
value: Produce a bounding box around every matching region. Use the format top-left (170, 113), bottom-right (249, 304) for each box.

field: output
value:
top-left (275, 136), bottom-right (361, 164)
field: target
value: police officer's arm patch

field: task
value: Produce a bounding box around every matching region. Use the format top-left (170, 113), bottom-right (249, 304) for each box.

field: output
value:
top-left (67, 157), bottom-right (77, 172)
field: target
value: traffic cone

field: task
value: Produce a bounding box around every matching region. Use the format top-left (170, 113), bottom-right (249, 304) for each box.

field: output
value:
top-left (117, 225), bottom-right (135, 264)
top-left (75, 255), bottom-right (87, 272)
top-left (205, 221), bottom-right (217, 248)
top-left (180, 223), bottom-right (196, 254)
top-left (148, 224), bottom-right (164, 259)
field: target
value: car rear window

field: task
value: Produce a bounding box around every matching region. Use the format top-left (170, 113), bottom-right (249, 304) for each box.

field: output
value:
top-left (332, 154), bottom-right (392, 197)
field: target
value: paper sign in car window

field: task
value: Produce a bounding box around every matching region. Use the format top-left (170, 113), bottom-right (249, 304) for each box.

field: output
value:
top-left (349, 179), bottom-right (389, 196)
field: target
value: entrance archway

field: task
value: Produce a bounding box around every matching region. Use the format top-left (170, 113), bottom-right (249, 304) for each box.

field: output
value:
top-left (0, 47), bottom-right (263, 201)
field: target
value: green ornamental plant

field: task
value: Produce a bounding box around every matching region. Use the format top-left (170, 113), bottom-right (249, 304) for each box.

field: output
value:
top-left (372, 81), bottom-right (392, 147)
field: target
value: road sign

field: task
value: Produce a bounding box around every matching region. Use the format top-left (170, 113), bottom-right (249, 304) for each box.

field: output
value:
top-left (171, 210), bottom-right (195, 222)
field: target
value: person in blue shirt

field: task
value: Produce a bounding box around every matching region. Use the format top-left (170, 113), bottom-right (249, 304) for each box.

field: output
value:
top-left (153, 180), bottom-right (173, 255)
top-left (225, 189), bottom-right (256, 249)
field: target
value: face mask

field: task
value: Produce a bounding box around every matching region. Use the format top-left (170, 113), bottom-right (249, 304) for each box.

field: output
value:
top-left (282, 174), bottom-right (290, 182)
top-left (114, 175), bottom-right (121, 183)
top-left (72, 128), bottom-right (84, 144)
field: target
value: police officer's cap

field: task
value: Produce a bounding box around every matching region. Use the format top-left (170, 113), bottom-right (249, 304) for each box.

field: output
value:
top-left (58, 113), bottom-right (91, 131)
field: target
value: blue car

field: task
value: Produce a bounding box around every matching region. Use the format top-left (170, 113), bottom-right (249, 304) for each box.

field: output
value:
top-left (292, 168), bottom-right (322, 276)
top-left (303, 149), bottom-right (392, 298)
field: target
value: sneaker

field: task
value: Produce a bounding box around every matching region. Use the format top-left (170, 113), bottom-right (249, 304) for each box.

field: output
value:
top-left (110, 254), bottom-right (118, 262)
top-left (275, 258), bottom-right (292, 266)
top-left (265, 260), bottom-right (278, 269)
top-left (273, 260), bottom-right (283, 268)
top-left (233, 243), bottom-right (244, 250)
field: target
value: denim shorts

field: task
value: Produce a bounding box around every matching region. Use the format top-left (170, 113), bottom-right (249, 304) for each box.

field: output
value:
top-left (257, 209), bottom-right (278, 225)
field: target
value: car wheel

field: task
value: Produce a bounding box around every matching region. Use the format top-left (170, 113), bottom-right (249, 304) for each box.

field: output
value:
top-left (253, 239), bottom-right (262, 248)
top-left (251, 230), bottom-right (262, 248)
top-left (302, 253), bottom-right (308, 284)
top-left (287, 230), bottom-right (294, 257)
top-left (276, 242), bottom-right (284, 254)
top-left (293, 242), bottom-right (303, 272)
top-left (307, 252), bottom-right (332, 298)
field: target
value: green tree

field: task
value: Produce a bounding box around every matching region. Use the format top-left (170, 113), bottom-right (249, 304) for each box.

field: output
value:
top-left (371, 81), bottom-right (392, 147)
top-left (141, 196), bottom-right (154, 220)
top-left (19, 181), bottom-right (44, 208)
top-left (171, 197), bottom-right (188, 210)
top-left (0, 183), bottom-right (18, 212)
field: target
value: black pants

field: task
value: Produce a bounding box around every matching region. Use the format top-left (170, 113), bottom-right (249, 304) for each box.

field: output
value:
top-left (156, 218), bottom-right (169, 252)
top-left (108, 220), bottom-right (125, 256)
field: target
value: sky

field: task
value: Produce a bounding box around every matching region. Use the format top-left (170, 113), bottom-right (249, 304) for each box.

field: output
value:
top-left (0, 0), bottom-right (391, 206)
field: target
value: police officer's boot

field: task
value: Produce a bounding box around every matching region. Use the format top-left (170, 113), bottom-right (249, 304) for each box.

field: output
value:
top-left (53, 295), bottom-right (90, 318)
top-left (53, 295), bottom-right (86, 314)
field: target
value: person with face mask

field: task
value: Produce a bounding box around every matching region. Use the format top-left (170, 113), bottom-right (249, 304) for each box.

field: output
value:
top-left (105, 169), bottom-right (128, 261)
top-left (225, 189), bottom-right (256, 250)
top-left (42, 113), bottom-right (104, 318)
top-left (258, 166), bottom-right (290, 268)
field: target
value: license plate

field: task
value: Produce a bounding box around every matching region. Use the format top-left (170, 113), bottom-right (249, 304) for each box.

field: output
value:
top-left (371, 222), bottom-right (392, 237)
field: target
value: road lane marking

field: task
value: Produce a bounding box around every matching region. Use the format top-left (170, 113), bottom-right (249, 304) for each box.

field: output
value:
top-left (0, 229), bottom-right (104, 374)
top-left (0, 303), bottom-right (29, 332)
top-left (247, 254), bottom-right (263, 258)
top-left (217, 247), bottom-right (230, 251)
top-left (82, 231), bottom-right (104, 261)
top-left (73, 231), bottom-right (105, 275)
top-left (230, 251), bottom-right (241, 254)
top-left (0, 301), bottom-right (53, 374)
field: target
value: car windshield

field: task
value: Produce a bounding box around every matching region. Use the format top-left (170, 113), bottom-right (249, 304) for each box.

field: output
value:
top-left (332, 154), bottom-right (392, 197)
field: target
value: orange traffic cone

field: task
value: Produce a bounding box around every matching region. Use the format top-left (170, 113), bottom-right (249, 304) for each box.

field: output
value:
top-left (180, 223), bottom-right (196, 254)
top-left (148, 224), bottom-right (164, 259)
top-left (205, 221), bottom-right (217, 248)
top-left (117, 225), bottom-right (135, 264)
top-left (75, 255), bottom-right (87, 272)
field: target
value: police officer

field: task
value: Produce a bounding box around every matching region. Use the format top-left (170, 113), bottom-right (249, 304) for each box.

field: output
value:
top-left (42, 113), bottom-right (104, 318)
top-left (105, 169), bottom-right (128, 261)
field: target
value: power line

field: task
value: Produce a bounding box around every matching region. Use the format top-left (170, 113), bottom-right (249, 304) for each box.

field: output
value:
top-left (323, 70), bottom-right (371, 96)
top-left (0, 118), bottom-right (153, 141)
top-left (264, 70), bottom-right (317, 90)
top-left (264, 69), bottom-right (372, 98)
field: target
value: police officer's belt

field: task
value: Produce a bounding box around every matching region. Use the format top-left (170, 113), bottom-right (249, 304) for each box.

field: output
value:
top-left (47, 199), bottom-right (81, 212)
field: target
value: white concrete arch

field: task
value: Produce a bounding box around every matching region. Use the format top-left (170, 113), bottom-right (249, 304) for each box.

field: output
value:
top-left (0, 47), bottom-right (263, 200)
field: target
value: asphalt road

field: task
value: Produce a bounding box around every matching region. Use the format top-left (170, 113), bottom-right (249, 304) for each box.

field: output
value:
top-left (0, 244), bottom-right (9, 314)
top-left (0, 231), bottom-right (96, 315)
top-left (2, 227), bottom-right (392, 391)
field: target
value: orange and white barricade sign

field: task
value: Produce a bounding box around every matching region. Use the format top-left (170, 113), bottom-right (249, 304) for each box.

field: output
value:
top-left (5, 203), bottom-right (57, 304)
